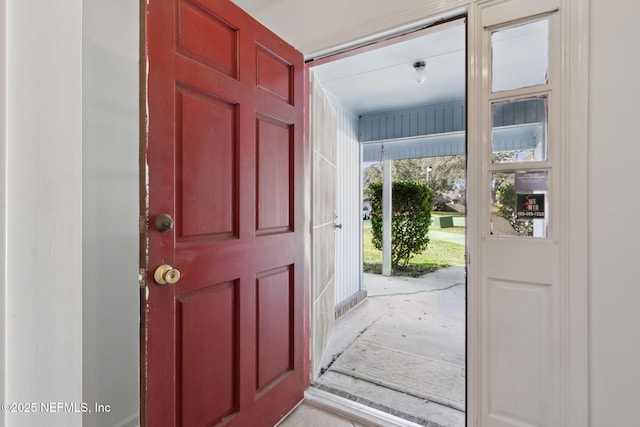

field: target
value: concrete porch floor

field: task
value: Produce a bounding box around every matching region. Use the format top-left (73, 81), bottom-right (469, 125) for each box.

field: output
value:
top-left (281, 267), bottom-right (466, 427)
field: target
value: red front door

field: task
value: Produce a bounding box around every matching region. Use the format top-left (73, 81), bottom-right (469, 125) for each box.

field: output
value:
top-left (143, 1), bottom-right (306, 425)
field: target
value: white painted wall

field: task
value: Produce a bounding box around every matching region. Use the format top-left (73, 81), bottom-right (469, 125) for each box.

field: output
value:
top-left (2, 1), bottom-right (139, 425)
top-left (334, 104), bottom-right (362, 305)
top-left (5, 1), bottom-right (83, 426)
top-left (588, 0), bottom-right (640, 424)
top-left (82, 0), bottom-right (139, 426)
top-left (0, 0), bottom-right (6, 420)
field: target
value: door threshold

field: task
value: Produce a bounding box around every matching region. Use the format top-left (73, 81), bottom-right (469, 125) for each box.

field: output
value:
top-left (303, 387), bottom-right (424, 427)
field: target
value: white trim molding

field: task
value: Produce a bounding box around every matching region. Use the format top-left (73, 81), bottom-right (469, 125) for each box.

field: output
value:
top-left (563, 0), bottom-right (590, 425)
top-left (0, 0), bottom-right (6, 423)
top-left (302, 387), bottom-right (424, 427)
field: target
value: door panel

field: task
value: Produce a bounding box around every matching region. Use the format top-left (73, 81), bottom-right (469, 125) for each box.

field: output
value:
top-left (177, 281), bottom-right (239, 426)
top-left (487, 277), bottom-right (552, 426)
top-left (176, 85), bottom-right (237, 241)
top-left (485, 240), bottom-right (556, 426)
top-left (256, 116), bottom-right (293, 234)
top-left (310, 76), bottom-right (337, 380)
top-left (256, 47), bottom-right (294, 103)
top-left (178, 3), bottom-right (239, 77)
top-left (144, 1), bottom-right (305, 425)
top-left (256, 266), bottom-right (295, 391)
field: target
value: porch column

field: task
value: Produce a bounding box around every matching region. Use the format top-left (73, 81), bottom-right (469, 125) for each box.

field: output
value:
top-left (382, 158), bottom-right (392, 276)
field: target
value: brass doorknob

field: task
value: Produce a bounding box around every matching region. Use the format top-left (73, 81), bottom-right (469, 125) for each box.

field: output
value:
top-left (154, 264), bottom-right (181, 285)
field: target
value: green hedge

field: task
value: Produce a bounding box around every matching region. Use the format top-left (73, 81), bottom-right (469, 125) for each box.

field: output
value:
top-left (368, 181), bottom-right (433, 269)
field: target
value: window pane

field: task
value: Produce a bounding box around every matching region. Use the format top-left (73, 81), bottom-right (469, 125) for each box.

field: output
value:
top-left (491, 171), bottom-right (548, 238)
top-left (492, 19), bottom-right (549, 92)
top-left (492, 96), bottom-right (547, 163)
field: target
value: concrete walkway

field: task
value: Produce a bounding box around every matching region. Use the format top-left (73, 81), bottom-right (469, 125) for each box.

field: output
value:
top-left (314, 267), bottom-right (466, 427)
top-left (365, 266), bottom-right (465, 296)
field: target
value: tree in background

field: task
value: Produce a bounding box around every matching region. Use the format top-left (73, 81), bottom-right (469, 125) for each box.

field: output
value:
top-left (496, 182), bottom-right (516, 222)
top-left (363, 155), bottom-right (465, 208)
top-left (368, 181), bottom-right (433, 269)
top-left (363, 161), bottom-right (383, 187)
top-left (495, 181), bottom-right (533, 235)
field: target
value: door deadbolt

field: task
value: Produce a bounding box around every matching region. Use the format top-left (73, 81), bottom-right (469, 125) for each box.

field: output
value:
top-left (154, 264), bottom-right (181, 285)
top-left (154, 214), bottom-right (174, 232)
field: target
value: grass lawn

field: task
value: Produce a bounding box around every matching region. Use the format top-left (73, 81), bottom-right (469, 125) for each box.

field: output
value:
top-left (363, 221), bottom-right (465, 277)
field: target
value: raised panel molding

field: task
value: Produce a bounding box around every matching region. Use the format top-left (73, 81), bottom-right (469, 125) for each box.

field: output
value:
top-left (255, 266), bottom-right (294, 394)
top-left (256, 115), bottom-right (293, 235)
top-left (176, 280), bottom-right (240, 426)
top-left (178, 1), bottom-right (239, 78)
top-left (487, 279), bottom-right (552, 426)
top-left (175, 84), bottom-right (239, 242)
top-left (256, 45), bottom-right (293, 103)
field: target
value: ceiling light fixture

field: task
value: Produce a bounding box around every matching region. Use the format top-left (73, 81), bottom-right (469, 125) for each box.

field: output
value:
top-left (413, 61), bottom-right (427, 85)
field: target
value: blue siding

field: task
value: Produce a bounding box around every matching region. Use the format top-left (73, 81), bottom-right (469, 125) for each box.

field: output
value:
top-left (362, 132), bottom-right (466, 162)
top-left (360, 98), bottom-right (546, 161)
top-left (359, 100), bottom-right (466, 142)
top-left (492, 97), bottom-right (546, 127)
